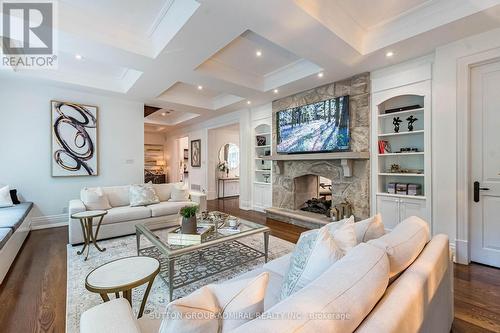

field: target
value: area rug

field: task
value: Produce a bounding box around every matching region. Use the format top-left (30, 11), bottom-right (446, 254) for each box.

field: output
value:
top-left (66, 232), bottom-right (294, 333)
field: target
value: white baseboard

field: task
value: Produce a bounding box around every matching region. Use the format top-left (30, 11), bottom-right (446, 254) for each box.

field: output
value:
top-left (454, 239), bottom-right (469, 265)
top-left (30, 214), bottom-right (68, 230)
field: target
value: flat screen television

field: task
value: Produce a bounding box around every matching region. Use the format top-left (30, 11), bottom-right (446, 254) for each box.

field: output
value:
top-left (276, 95), bottom-right (350, 154)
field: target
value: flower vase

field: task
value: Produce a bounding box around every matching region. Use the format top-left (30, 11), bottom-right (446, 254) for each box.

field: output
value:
top-left (181, 216), bottom-right (197, 234)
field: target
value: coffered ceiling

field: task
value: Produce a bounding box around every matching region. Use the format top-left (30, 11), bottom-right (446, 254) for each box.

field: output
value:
top-left (2, 0), bottom-right (500, 131)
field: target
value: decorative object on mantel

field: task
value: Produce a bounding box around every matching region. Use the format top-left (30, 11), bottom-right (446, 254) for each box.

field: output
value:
top-left (393, 116), bottom-right (403, 133)
top-left (330, 201), bottom-right (353, 221)
top-left (406, 115), bottom-right (418, 131)
top-left (180, 205), bottom-right (198, 234)
top-left (190, 139), bottom-right (201, 167)
top-left (51, 101), bottom-right (98, 177)
top-left (256, 135), bottom-right (267, 146)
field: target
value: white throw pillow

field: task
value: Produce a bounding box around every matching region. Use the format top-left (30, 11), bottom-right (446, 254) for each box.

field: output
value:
top-left (325, 215), bottom-right (358, 253)
top-left (354, 213), bottom-right (385, 243)
top-left (129, 184), bottom-right (160, 207)
top-left (169, 184), bottom-right (190, 202)
top-left (368, 216), bottom-right (430, 279)
top-left (81, 187), bottom-right (112, 210)
top-left (279, 219), bottom-right (356, 300)
top-left (160, 272), bottom-right (269, 333)
top-left (0, 185), bottom-right (13, 208)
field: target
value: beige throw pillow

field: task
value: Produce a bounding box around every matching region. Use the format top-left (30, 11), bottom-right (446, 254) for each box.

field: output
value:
top-left (81, 187), bottom-right (111, 210)
top-left (159, 272), bottom-right (269, 333)
top-left (368, 216), bottom-right (430, 279)
top-left (354, 213), bottom-right (385, 243)
top-left (169, 184), bottom-right (190, 202)
top-left (129, 184), bottom-right (160, 207)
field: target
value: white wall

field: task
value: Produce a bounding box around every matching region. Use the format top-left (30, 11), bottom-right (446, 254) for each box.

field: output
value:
top-left (0, 79), bottom-right (144, 227)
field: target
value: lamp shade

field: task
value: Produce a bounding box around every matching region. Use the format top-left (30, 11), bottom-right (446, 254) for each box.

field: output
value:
top-left (156, 160), bottom-right (166, 166)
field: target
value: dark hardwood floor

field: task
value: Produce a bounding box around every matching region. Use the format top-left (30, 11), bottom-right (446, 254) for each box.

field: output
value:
top-left (0, 197), bottom-right (498, 332)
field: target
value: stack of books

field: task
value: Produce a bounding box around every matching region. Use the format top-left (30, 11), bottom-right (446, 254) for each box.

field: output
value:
top-left (167, 226), bottom-right (213, 246)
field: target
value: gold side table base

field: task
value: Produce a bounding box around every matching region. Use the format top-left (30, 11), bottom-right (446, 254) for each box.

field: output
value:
top-left (72, 211), bottom-right (107, 261)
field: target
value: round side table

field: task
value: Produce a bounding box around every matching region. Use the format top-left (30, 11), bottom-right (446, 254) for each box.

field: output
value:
top-left (85, 256), bottom-right (160, 318)
top-left (71, 210), bottom-right (107, 260)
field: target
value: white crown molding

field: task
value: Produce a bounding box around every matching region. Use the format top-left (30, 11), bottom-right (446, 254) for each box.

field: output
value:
top-left (364, 0), bottom-right (500, 54)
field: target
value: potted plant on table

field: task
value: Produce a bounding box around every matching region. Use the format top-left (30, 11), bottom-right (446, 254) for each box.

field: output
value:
top-left (180, 205), bottom-right (199, 234)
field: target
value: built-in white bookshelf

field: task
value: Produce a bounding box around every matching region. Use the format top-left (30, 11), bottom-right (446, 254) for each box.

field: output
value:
top-left (254, 124), bottom-right (272, 185)
top-left (252, 123), bottom-right (273, 212)
top-left (371, 79), bottom-right (432, 231)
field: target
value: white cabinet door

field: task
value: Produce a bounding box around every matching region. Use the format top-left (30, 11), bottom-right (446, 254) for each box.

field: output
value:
top-left (399, 198), bottom-right (427, 222)
top-left (253, 184), bottom-right (272, 211)
top-left (376, 196), bottom-right (400, 230)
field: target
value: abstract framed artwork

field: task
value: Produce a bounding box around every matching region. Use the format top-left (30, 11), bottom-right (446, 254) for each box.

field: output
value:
top-left (51, 101), bottom-right (98, 177)
top-left (191, 139), bottom-right (201, 167)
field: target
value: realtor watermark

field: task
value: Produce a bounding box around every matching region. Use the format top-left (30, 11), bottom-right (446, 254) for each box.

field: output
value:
top-left (1, 0), bottom-right (58, 69)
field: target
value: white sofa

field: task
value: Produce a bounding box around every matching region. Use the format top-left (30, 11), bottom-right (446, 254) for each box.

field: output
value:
top-left (80, 216), bottom-right (453, 333)
top-left (68, 183), bottom-right (207, 245)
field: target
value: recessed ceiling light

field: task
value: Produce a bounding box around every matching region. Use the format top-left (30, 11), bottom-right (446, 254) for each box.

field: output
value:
top-left (386, 51), bottom-right (394, 58)
top-left (197, 85), bottom-right (203, 90)
top-left (317, 72), bottom-right (324, 78)
top-left (75, 54), bottom-right (82, 60)
top-left (247, 100), bottom-right (252, 105)
top-left (273, 89), bottom-right (279, 94)
top-left (256, 50), bottom-right (262, 57)
top-left (161, 112), bottom-right (167, 116)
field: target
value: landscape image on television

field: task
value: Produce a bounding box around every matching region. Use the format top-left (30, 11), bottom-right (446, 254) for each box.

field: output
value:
top-left (276, 96), bottom-right (350, 154)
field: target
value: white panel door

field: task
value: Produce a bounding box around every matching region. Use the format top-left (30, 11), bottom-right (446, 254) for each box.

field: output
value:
top-left (470, 61), bottom-right (500, 267)
top-left (376, 196), bottom-right (400, 230)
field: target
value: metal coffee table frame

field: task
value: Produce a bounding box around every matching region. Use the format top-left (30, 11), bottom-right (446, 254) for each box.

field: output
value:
top-left (135, 215), bottom-right (270, 301)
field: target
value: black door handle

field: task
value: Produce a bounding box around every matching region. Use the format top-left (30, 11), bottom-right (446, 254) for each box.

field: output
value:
top-left (474, 181), bottom-right (490, 202)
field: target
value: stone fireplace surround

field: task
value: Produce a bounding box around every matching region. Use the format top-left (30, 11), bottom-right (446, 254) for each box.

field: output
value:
top-left (266, 73), bottom-right (370, 228)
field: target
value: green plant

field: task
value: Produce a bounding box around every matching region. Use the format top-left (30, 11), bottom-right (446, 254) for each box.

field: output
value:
top-left (180, 205), bottom-right (198, 218)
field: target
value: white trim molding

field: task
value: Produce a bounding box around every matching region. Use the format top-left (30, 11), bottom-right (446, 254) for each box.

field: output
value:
top-left (454, 239), bottom-right (468, 264)
top-left (30, 214), bottom-right (68, 230)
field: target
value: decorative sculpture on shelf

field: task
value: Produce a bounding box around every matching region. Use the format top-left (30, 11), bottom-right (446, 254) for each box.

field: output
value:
top-left (407, 115), bottom-right (418, 131)
top-left (393, 117), bottom-right (403, 133)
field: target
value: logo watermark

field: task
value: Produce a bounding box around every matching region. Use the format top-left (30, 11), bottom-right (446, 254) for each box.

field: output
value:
top-left (1, 0), bottom-right (57, 69)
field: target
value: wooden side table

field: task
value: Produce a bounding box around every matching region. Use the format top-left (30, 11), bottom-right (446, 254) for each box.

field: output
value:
top-left (71, 210), bottom-right (107, 260)
top-left (85, 256), bottom-right (160, 318)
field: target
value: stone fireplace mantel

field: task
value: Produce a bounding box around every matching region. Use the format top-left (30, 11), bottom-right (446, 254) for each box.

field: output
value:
top-left (264, 151), bottom-right (369, 177)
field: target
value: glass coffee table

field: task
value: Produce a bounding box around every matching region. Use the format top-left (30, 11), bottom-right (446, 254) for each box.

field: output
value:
top-left (135, 211), bottom-right (270, 301)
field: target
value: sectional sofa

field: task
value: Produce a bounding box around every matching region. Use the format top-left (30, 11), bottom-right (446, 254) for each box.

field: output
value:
top-left (68, 183), bottom-right (207, 245)
top-left (80, 216), bottom-right (454, 333)
top-left (0, 202), bottom-right (33, 283)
